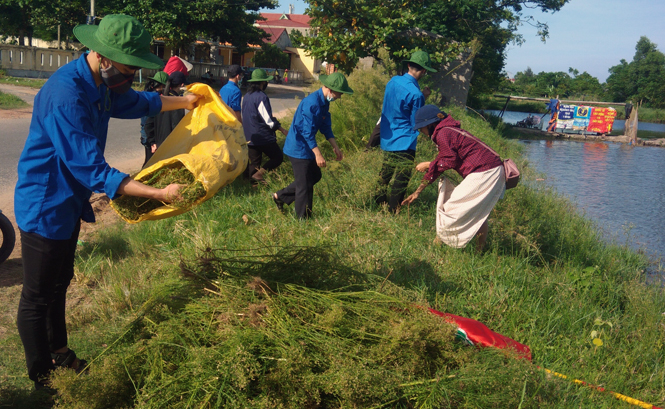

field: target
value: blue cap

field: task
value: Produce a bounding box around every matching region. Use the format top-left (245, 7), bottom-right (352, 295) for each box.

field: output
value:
top-left (413, 105), bottom-right (447, 130)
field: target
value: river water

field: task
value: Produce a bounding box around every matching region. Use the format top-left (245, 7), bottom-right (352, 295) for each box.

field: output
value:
top-left (489, 110), bottom-right (665, 262)
top-left (520, 139), bottom-right (665, 261)
top-left (485, 110), bottom-right (665, 139)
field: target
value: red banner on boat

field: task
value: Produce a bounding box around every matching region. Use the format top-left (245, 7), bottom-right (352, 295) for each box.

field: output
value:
top-left (588, 107), bottom-right (617, 134)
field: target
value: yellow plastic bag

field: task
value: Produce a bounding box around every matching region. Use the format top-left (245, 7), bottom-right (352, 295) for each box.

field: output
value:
top-left (111, 83), bottom-right (247, 223)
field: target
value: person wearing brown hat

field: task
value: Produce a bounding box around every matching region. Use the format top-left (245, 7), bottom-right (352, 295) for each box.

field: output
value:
top-left (13, 14), bottom-right (201, 391)
top-left (272, 72), bottom-right (353, 219)
top-left (375, 50), bottom-right (437, 213)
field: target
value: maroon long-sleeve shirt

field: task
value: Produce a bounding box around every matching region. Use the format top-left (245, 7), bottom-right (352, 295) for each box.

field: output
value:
top-left (423, 116), bottom-right (503, 183)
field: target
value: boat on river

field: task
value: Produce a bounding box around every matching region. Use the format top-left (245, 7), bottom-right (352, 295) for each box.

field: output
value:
top-left (494, 94), bottom-right (665, 147)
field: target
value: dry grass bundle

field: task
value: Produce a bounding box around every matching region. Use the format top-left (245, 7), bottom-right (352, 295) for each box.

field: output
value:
top-left (112, 164), bottom-right (206, 221)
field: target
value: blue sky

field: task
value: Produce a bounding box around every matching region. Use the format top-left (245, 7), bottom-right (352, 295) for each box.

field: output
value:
top-left (270, 0), bottom-right (665, 83)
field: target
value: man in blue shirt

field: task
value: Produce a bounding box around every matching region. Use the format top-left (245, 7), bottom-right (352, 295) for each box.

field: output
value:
top-left (14, 15), bottom-right (200, 390)
top-left (220, 64), bottom-right (244, 122)
top-left (272, 73), bottom-right (353, 219)
top-left (376, 50), bottom-right (436, 212)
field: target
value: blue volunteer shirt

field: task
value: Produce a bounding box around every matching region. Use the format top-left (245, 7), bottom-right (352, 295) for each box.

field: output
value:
top-left (220, 80), bottom-right (242, 112)
top-left (380, 73), bottom-right (425, 152)
top-left (282, 88), bottom-right (334, 160)
top-left (14, 54), bottom-right (162, 240)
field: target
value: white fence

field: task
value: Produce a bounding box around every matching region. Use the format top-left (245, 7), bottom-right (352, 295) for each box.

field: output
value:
top-left (0, 45), bottom-right (81, 78)
top-left (0, 44), bottom-right (304, 84)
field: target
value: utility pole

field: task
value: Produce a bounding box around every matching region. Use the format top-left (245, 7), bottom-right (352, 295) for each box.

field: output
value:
top-left (87, 0), bottom-right (95, 25)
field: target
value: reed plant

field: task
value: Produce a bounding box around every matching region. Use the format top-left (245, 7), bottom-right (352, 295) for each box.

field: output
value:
top-left (1, 66), bottom-right (664, 409)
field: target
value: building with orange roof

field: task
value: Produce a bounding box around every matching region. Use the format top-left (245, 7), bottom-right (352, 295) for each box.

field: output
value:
top-left (256, 10), bottom-right (314, 37)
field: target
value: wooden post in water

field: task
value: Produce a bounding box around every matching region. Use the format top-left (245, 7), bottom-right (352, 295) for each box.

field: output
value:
top-left (499, 97), bottom-right (511, 118)
top-left (625, 104), bottom-right (639, 144)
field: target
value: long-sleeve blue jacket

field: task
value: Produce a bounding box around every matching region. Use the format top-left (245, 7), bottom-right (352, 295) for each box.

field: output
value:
top-left (14, 54), bottom-right (162, 239)
top-left (380, 73), bottom-right (424, 152)
top-left (282, 88), bottom-right (334, 160)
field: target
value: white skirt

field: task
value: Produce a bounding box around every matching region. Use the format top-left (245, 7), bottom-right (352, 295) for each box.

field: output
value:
top-left (436, 166), bottom-right (505, 248)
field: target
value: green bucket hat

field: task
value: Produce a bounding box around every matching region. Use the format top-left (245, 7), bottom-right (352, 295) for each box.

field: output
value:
top-left (247, 68), bottom-right (274, 82)
top-left (148, 71), bottom-right (169, 85)
top-left (73, 14), bottom-right (164, 70)
top-left (402, 50), bottom-right (438, 73)
top-left (320, 73), bottom-right (354, 95)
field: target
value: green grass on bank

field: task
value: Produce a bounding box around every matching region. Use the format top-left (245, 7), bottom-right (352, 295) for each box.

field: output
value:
top-left (0, 90), bottom-right (29, 109)
top-left (1, 67), bottom-right (664, 409)
top-left (0, 73), bottom-right (47, 89)
top-left (471, 95), bottom-right (665, 124)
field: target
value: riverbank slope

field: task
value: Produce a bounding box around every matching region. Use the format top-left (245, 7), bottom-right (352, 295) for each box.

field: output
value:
top-left (1, 68), bottom-right (663, 408)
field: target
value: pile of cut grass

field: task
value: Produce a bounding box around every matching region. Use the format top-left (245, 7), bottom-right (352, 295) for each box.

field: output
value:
top-left (51, 248), bottom-right (551, 409)
top-left (112, 164), bottom-right (206, 221)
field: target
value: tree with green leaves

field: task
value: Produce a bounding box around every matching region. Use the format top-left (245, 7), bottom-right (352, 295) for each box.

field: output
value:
top-left (102, 0), bottom-right (277, 54)
top-left (289, 29), bottom-right (305, 48)
top-left (0, 0), bottom-right (36, 45)
top-left (301, 0), bottom-right (570, 96)
top-left (510, 67), bottom-right (605, 99)
top-left (252, 43), bottom-right (290, 69)
top-left (300, 0), bottom-right (434, 74)
top-left (0, 0), bottom-right (279, 56)
top-left (606, 36), bottom-right (665, 108)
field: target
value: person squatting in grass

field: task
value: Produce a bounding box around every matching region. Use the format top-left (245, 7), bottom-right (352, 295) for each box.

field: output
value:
top-left (13, 14), bottom-right (201, 391)
top-left (401, 105), bottom-right (506, 252)
top-left (241, 69), bottom-right (289, 185)
top-left (375, 50), bottom-right (436, 213)
top-left (272, 73), bottom-right (354, 219)
top-left (220, 64), bottom-right (244, 123)
top-left (143, 71), bottom-right (188, 165)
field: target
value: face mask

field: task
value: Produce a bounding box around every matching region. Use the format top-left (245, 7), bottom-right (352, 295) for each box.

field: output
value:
top-left (326, 94), bottom-right (335, 102)
top-left (100, 60), bottom-right (135, 94)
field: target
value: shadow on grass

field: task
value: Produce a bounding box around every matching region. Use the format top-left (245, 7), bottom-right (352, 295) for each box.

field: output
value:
top-left (0, 385), bottom-right (54, 409)
top-left (179, 244), bottom-right (461, 305)
top-left (77, 234), bottom-right (133, 261)
top-left (0, 258), bottom-right (23, 288)
top-left (382, 257), bottom-right (462, 298)
top-left (180, 244), bottom-right (371, 291)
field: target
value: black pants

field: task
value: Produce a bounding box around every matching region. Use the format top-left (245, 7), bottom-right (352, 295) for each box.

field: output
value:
top-left (276, 156), bottom-right (322, 219)
top-left (143, 144), bottom-right (153, 168)
top-left (248, 142), bottom-right (284, 177)
top-left (376, 149), bottom-right (416, 211)
top-left (16, 222), bottom-right (80, 383)
top-left (366, 122), bottom-right (381, 149)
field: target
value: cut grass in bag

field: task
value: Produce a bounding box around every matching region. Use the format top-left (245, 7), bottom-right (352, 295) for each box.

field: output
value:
top-left (110, 83), bottom-right (248, 223)
top-left (112, 164), bottom-right (206, 222)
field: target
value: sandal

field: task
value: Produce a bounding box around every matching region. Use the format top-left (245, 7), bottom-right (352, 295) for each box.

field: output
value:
top-left (51, 349), bottom-right (88, 374)
top-left (272, 193), bottom-right (285, 212)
